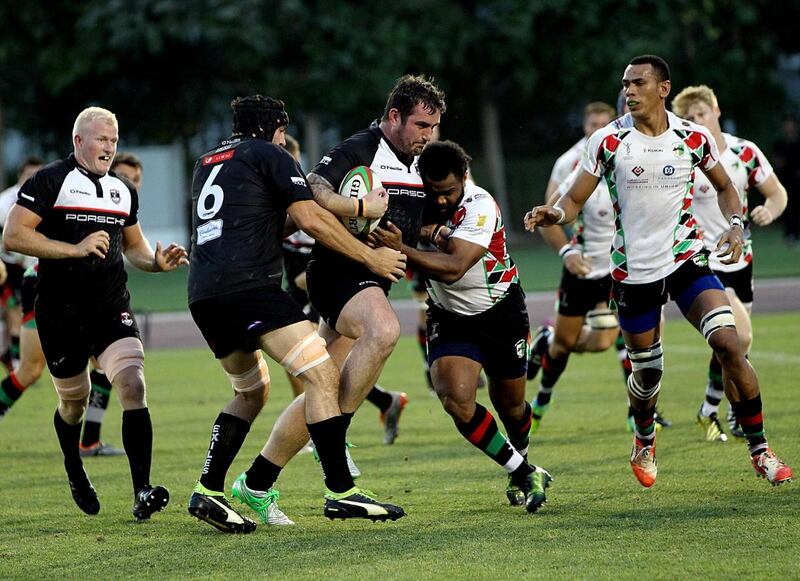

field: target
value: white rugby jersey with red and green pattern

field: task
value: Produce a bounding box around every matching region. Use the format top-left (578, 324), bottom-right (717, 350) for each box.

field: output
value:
top-left (692, 132), bottom-right (773, 273)
top-left (557, 165), bottom-right (615, 280)
top-left (427, 181), bottom-right (518, 316)
top-left (582, 111), bottom-right (720, 284)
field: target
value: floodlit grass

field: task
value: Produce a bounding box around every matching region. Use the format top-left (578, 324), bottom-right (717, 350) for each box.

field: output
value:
top-left (1, 314), bottom-right (798, 579)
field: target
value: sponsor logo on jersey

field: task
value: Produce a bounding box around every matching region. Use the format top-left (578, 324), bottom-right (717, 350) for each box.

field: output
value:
top-left (65, 213), bottom-right (126, 225)
top-left (110, 188), bottom-right (121, 204)
top-left (644, 147), bottom-right (663, 153)
top-left (631, 166), bottom-right (645, 177)
top-left (385, 186), bottom-right (425, 198)
top-left (320, 156), bottom-right (332, 165)
top-left (202, 150), bottom-right (235, 166)
top-left (672, 142), bottom-right (686, 158)
top-left (70, 188), bottom-right (92, 196)
top-left (121, 311), bottom-right (134, 326)
top-left (699, 185), bottom-right (710, 193)
top-left (291, 177), bottom-right (307, 187)
top-left (515, 339), bottom-right (527, 359)
top-left (662, 165), bottom-right (675, 176)
top-left (380, 164), bottom-right (403, 171)
top-left (197, 219), bottom-right (223, 245)
top-left (477, 215), bottom-right (487, 227)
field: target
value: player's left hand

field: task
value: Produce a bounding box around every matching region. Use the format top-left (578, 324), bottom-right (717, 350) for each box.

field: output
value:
top-left (750, 205), bottom-right (773, 226)
top-left (715, 227), bottom-right (744, 264)
top-left (154, 241), bottom-right (189, 272)
top-left (370, 221), bottom-right (403, 251)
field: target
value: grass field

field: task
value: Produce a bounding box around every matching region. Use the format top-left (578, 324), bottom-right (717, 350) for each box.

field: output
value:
top-left (1, 313), bottom-right (798, 579)
top-left (126, 225), bottom-right (800, 312)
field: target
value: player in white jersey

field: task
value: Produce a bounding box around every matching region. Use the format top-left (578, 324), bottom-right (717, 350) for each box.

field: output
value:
top-left (672, 85), bottom-right (788, 442)
top-left (526, 55), bottom-right (792, 488)
top-left (527, 101), bottom-right (671, 435)
top-left (374, 141), bottom-right (552, 513)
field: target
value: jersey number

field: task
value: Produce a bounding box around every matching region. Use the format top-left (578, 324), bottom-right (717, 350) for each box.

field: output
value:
top-left (197, 165), bottom-right (225, 220)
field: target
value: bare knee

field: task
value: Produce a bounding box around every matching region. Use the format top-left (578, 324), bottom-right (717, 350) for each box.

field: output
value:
top-left (59, 398), bottom-right (87, 424)
top-left (436, 386), bottom-right (474, 423)
top-left (710, 329), bottom-right (744, 365)
top-left (363, 317), bottom-right (400, 354)
top-left (114, 368), bottom-right (146, 408)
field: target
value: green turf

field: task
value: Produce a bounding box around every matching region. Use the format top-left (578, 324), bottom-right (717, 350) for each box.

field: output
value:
top-left (1, 314), bottom-right (798, 579)
top-left (127, 225), bottom-right (799, 311)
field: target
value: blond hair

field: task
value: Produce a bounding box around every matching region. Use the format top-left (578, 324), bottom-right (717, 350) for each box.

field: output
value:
top-left (72, 107), bottom-right (118, 138)
top-left (672, 85), bottom-right (718, 118)
top-left (584, 102), bottom-right (615, 119)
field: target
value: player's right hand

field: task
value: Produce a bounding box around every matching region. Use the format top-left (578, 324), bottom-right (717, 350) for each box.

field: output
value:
top-left (564, 252), bottom-right (592, 276)
top-left (524, 206), bottom-right (561, 232)
top-left (75, 230), bottom-right (110, 259)
top-left (367, 246), bottom-right (406, 282)
top-left (364, 186), bottom-right (389, 219)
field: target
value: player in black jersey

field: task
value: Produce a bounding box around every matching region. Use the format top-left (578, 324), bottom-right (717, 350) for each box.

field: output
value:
top-left (186, 95), bottom-right (407, 533)
top-left (3, 107), bottom-right (189, 519)
top-left (248, 76), bottom-right (446, 475)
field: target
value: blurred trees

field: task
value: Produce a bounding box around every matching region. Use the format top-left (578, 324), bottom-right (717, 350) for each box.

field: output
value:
top-left (0, 0), bottom-right (797, 225)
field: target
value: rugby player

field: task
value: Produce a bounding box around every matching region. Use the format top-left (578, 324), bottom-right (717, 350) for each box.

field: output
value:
top-left (525, 55), bottom-right (792, 488)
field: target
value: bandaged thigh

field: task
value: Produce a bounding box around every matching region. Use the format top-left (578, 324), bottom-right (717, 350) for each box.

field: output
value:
top-left (281, 332), bottom-right (330, 377)
top-left (52, 370), bottom-right (91, 401)
top-left (227, 353), bottom-right (270, 394)
top-left (97, 337), bottom-right (145, 384)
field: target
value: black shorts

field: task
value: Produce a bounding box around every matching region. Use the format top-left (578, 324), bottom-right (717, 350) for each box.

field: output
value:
top-left (713, 262), bottom-right (754, 304)
top-left (557, 269), bottom-right (612, 317)
top-left (36, 296), bottom-right (140, 379)
top-left (426, 284), bottom-right (530, 380)
top-left (612, 252), bottom-right (723, 334)
top-left (306, 252), bottom-right (391, 330)
top-left (190, 286), bottom-right (308, 359)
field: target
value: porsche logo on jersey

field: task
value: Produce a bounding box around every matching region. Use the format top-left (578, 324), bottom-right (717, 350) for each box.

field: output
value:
top-left (121, 312), bottom-right (133, 326)
top-left (110, 188), bottom-right (121, 204)
top-left (631, 166), bottom-right (645, 177)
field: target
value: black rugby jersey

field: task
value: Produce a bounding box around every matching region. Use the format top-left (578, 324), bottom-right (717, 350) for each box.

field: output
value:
top-left (188, 137), bottom-right (313, 304)
top-left (15, 154), bottom-right (138, 310)
top-left (312, 125), bottom-right (427, 251)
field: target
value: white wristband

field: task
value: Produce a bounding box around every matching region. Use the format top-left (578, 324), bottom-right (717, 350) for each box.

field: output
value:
top-left (553, 206), bottom-right (566, 225)
top-left (559, 244), bottom-right (579, 261)
top-left (729, 214), bottom-right (743, 229)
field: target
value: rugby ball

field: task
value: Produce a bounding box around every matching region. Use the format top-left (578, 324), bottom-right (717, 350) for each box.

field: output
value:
top-left (338, 166), bottom-right (382, 235)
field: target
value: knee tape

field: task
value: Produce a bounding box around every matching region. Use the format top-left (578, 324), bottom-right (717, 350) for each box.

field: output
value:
top-left (700, 306), bottom-right (736, 342)
top-left (97, 338), bottom-right (145, 383)
top-left (627, 372), bottom-right (661, 401)
top-left (628, 340), bottom-right (663, 373)
top-left (586, 308), bottom-right (618, 331)
top-left (280, 332), bottom-right (330, 377)
top-left (52, 372), bottom-right (91, 401)
top-left (227, 355), bottom-right (270, 394)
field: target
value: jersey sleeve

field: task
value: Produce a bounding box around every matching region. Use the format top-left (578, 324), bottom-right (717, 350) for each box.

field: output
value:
top-left (310, 129), bottom-right (377, 192)
top-left (267, 147), bottom-right (314, 207)
top-left (15, 168), bottom-right (57, 217)
top-left (126, 186), bottom-right (139, 226)
top-left (449, 193), bottom-right (497, 250)
top-left (697, 127), bottom-right (720, 172)
top-left (582, 129), bottom-right (612, 177)
top-left (738, 141), bottom-right (774, 188)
